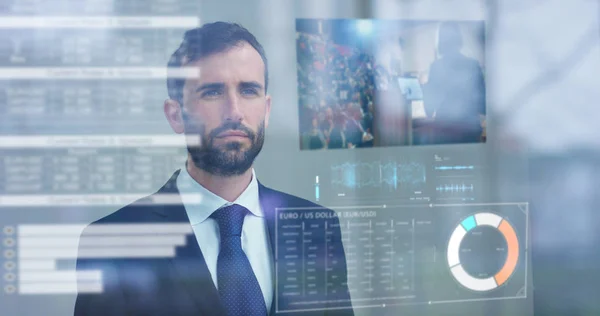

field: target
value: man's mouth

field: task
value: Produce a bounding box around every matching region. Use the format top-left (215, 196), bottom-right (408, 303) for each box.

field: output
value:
top-left (216, 131), bottom-right (248, 138)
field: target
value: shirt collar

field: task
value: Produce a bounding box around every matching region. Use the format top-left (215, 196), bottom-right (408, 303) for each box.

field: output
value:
top-left (176, 165), bottom-right (263, 225)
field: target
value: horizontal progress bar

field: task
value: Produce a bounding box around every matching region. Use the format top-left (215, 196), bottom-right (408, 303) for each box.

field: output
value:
top-left (2, 193), bottom-right (201, 207)
top-left (20, 270), bottom-right (102, 282)
top-left (0, 134), bottom-right (198, 147)
top-left (19, 235), bottom-right (187, 247)
top-left (0, 67), bottom-right (201, 80)
top-left (19, 260), bottom-right (56, 271)
top-left (19, 282), bottom-right (102, 295)
top-left (0, 16), bottom-right (199, 28)
top-left (19, 247), bottom-right (176, 259)
top-left (19, 224), bottom-right (193, 236)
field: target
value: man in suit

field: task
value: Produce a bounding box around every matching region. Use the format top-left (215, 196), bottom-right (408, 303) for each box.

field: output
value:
top-left (74, 22), bottom-right (353, 316)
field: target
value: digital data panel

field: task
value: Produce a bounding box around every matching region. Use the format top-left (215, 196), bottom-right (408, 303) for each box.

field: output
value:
top-left (275, 203), bottom-right (528, 313)
top-left (0, 2), bottom-right (201, 313)
top-left (312, 149), bottom-right (489, 205)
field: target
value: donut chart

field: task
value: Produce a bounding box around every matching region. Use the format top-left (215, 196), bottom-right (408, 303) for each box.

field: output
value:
top-left (447, 213), bottom-right (519, 291)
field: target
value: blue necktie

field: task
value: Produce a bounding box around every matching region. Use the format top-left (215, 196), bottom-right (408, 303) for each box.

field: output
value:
top-left (211, 204), bottom-right (267, 316)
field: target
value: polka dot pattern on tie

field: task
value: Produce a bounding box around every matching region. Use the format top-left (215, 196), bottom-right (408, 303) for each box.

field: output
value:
top-left (210, 204), bottom-right (268, 316)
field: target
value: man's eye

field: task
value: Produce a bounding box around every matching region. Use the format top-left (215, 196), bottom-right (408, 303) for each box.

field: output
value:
top-left (241, 88), bottom-right (258, 96)
top-left (202, 90), bottom-right (221, 97)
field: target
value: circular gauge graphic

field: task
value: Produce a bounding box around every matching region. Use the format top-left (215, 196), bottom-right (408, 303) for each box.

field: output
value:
top-left (447, 212), bottom-right (519, 291)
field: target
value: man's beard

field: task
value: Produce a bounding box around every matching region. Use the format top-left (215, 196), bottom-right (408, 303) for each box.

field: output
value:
top-left (183, 115), bottom-right (265, 177)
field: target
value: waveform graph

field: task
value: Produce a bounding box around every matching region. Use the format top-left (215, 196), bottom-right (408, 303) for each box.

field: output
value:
top-left (434, 165), bottom-right (475, 171)
top-left (436, 183), bottom-right (474, 193)
top-left (434, 182), bottom-right (477, 202)
top-left (331, 162), bottom-right (377, 190)
top-left (432, 160), bottom-right (480, 202)
top-left (330, 161), bottom-right (426, 192)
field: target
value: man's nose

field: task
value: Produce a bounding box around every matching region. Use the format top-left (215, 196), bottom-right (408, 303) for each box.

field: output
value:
top-left (223, 91), bottom-right (243, 122)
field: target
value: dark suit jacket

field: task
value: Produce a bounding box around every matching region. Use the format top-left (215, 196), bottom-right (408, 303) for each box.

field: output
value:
top-left (74, 170), bottom-right (354, 316)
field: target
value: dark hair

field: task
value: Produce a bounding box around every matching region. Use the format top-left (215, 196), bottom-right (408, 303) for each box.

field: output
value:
top-left (166, 21), bottom-right (269, 105)
top-left (437, 21), bottom-right (463, 56)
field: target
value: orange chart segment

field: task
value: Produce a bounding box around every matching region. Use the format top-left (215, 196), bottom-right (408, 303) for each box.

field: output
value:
top-left (494, 219), bottom-right (519, 286)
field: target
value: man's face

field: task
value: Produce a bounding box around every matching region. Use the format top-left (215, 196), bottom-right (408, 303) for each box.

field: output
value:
top-left (179, 42), bottom-right (271, 176)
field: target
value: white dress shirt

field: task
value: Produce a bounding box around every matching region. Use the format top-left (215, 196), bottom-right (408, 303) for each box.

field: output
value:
top-left (176, 166), bottom-right (274, 312)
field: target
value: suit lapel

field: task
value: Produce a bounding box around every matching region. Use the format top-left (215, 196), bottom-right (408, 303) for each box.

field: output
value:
top-left (168, 228), bottom-right (225, 315)
top-left (259, 182), bottom-right (327, 316)
top-left (258, 182), bottom-right (278, 270)
top-left (152, 170), bottom-right (226, 316)
top-left (258, 182), bottom-right (279, 315)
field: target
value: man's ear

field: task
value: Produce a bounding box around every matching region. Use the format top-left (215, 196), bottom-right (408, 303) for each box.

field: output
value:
top-left (164, 99), bottom-right (185, 134)
top-left (264, 94), bottom-right (271, 129)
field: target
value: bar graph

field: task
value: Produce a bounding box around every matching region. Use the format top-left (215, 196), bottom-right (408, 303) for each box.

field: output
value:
top-left (2, 223), bottom-right (193, 295)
